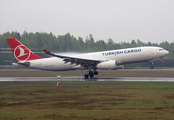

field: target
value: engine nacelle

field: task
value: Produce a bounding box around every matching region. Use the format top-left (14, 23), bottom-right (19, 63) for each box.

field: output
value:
top-left (96, 60), bottom-right (117, 70)
top-left (117, 65), bottom-right (124, 69)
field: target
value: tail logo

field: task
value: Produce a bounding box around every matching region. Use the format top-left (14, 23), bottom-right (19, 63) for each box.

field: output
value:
top-left (14, 45), bottom-right (30, 61)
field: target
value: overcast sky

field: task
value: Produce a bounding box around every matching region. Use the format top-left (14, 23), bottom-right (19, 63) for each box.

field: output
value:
top-left (0, 0), bottom-right (174, 43)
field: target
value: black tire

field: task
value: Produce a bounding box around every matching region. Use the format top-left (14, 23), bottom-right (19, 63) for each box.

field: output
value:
top-left (90, 74), bottom-right (94, 78)
top-left (150, 66), bottom-right (154, 69)
top-left (84, 74), bottom-right (89, 79)
top-left (94, 71), bottom-right (98, 75)
top-left (89, 71), bottom-right (94, 78)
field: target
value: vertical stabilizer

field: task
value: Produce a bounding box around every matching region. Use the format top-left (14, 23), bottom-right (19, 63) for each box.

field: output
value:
top-left (6, 38), bottom-right (43, 62)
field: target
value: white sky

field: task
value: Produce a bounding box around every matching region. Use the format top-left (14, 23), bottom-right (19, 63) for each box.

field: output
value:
top-left (0, 0), bottom-right (174, 43)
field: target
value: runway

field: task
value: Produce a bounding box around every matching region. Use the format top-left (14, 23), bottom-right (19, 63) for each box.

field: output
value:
top-left (0, 77), bottom-right (174, 82)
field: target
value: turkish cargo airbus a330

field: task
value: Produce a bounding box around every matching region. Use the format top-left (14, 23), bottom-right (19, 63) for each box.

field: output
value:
top-left (6, 38), bottom-right (169, 78)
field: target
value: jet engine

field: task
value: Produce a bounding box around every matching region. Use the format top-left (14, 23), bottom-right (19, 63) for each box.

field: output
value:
top-left (96, 60), bottom-right (117, 70)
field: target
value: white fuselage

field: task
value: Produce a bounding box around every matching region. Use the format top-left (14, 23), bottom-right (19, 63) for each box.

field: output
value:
top-left (28, 46), bottom-right (169, 71)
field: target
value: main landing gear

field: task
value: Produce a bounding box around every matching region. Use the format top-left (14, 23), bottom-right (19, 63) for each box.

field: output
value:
top-left (84, 70), bottom-right (98, 79)
top-left (150, 61), bottom-right (154, 69)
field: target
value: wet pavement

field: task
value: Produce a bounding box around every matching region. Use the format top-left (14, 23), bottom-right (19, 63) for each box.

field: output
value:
top-left (0, 77), bottom-right (174, 82)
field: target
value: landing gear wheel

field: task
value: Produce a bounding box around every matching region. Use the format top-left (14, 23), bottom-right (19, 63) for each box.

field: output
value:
top-left (89, 74), bottom-right (94, 78)
top-left (150, 66), bottom-right (153, 69)
top-left (84, 74), bottom-right (89, 79)
top-left (94, 71), bottom-right (98, 75)
top-left (89, 71), bottom-right (94, 78)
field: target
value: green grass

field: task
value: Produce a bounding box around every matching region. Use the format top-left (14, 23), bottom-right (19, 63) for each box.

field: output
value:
top-left (0, 81), bottom-right (174, 119)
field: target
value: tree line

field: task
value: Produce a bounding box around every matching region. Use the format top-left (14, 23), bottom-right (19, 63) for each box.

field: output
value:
top-left (0, 31), bottom-right (174, 67)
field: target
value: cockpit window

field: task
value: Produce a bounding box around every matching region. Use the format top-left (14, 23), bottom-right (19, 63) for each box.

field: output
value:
top-left (159, 49), bottom-right (163, 51)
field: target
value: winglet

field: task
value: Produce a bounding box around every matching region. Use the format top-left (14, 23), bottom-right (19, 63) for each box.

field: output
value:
top-left (43, 49), bottom-right (52, 54)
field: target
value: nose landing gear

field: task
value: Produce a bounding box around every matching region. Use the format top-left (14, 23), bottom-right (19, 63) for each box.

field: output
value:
top-left (150, 61), bottom-right (154, 69)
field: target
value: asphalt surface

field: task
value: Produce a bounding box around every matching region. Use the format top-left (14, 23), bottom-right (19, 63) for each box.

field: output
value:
top-left (0, 77), bottom-right (174, 82)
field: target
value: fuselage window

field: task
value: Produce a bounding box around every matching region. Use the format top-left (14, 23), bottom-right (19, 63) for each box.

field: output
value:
top-left (159, 49), bottom-right (163, 51)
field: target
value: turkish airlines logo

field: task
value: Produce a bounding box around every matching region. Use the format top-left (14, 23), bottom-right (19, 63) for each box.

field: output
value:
top-left (14, 45), bottom-right (30, 61)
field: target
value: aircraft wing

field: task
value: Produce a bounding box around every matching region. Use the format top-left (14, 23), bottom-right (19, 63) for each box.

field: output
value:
top-left (43, 49), bottom-right (107, 68)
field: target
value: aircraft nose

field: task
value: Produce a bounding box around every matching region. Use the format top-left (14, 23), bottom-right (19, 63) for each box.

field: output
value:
top-left (165, 50), bottom-right (169, 55)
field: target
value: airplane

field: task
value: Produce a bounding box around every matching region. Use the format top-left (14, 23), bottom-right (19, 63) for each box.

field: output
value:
top-left (6, 38), bottom-right (169, 78)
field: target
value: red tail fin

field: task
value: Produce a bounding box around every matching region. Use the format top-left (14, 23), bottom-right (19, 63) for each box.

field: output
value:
top-left (6, 38), bottom-right (43, 62)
